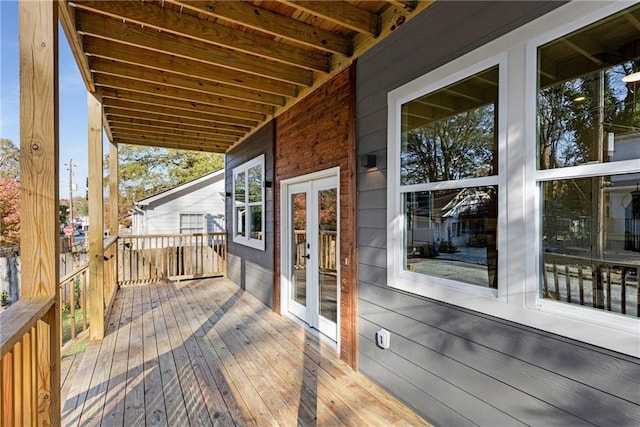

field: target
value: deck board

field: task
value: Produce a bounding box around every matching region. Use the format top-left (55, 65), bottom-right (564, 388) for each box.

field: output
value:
top-left (62, 278), bottom-right (430, 426)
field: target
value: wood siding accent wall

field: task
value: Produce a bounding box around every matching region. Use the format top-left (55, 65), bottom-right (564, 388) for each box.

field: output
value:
top-left (275, 67), bottom-right (358, 368)
top-left (356, 1), bottom-right (640, 425)
top-left (225, 122), bottom-right (275, 307)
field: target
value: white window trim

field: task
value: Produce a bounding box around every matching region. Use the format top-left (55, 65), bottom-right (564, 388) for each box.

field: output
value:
top-left (387, 0), bottom-right (640, 358)
top-left (387, 53), bottom-right (507, 302)
top-left (232, 154), bottom-right (265, 250)
top-left (179, 212), bottom-right (205, 234)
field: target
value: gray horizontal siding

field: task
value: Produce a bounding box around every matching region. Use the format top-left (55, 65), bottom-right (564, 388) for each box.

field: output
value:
top-left (225, 121), bottom-right (274, 307)
top-left (356, 1), bottom-right (640, 425)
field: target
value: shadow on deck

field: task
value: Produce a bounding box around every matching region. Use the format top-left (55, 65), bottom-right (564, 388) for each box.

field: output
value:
top-left (61, 278), bottom-right (429, 426)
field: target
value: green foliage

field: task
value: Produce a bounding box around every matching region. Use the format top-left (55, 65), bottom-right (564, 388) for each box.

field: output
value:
top-left (0, 290), bottom-right (10, 307)
top-left (402, 106), bottom-right (495, 185)
top-left (60, 204), bottom-right (69, 226)
top-left (105, 145), bottom-right (224, 226)
top-left (0, 138), bottom-right (20, 179)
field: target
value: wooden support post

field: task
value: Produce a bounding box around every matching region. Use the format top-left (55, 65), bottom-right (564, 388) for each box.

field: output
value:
top-left (109, 140), bottom-right (119, 236)
top-left (88, 92), bottom-right (105, 341)
top-left (19, 0), bottom-right (60, 424)
top-left (109, 140), bottom-right (119, 287)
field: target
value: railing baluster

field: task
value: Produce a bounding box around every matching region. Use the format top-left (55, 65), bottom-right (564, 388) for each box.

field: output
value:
top-left (578, 266), bottom-right (585, 306)
top-left (606, 266), bottom-right (612, 312)
top-left (552, 264), bottom-right (560, 300)
top-left (565, 264), bottom-right (571, 303)
top-left (621, 268), bottom-right (627, 315)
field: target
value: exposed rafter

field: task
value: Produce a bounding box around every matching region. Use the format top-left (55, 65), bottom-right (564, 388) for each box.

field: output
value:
top-left (63, 0), bottom-right (434, 153)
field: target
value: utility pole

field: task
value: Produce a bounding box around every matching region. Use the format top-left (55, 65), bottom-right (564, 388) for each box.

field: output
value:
top-left (67, 159), bottom-right (74, 247)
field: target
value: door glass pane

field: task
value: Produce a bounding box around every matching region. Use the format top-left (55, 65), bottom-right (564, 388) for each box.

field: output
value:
top-left (318, 188), bottom-right (338, 322)
top-left (292, 192), bottom-right (307, 306)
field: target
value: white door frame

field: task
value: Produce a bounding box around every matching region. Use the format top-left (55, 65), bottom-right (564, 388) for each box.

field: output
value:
top-left (280, 167), bottom-right (340, 344)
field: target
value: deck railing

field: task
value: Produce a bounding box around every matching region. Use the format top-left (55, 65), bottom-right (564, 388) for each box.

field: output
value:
top-left (103, 236), bottom-right (118, 316)
top-left (0, 296), bottom-right (57, 425)
top-left (118, 232), bottom-right (226, 285)
top-left (543, 253), bottom-right (639, 316)
top-left (59, 264), bottom-right (89, 351)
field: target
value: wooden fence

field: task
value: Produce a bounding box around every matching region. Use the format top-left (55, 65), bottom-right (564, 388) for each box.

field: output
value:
top-left (543, 253), bottom-right (639, 316)
top-left (118, 233), bottom-right (226, 285)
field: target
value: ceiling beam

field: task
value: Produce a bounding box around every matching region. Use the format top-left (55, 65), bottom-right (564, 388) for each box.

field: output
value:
top-left (104, 107), bottom-right (250, 134)
top-left (113, 135), bottom-right (233, 153)
top-left (72, 0), bottom-right (331, 72)
top-left (58, 1), bottom-right (95, 92)
top-left (173, 0), bottom-right (352, 55)
top-left (102, 98), bottom-right (259, 129)
top-left (109, 123), bottom-right (239, 143)
top-left (282, 1), bottom-right (379, 36)
top-left (99, 87), bottom-right (265, 123)
top-left (90, 58), bottom-right (286, 107)
top-left (94, 74), bottom-right (275, 115)
top-left (76, 10), bottom-right (313, 86)
top-left (85, 37), bottom-right (299, 97)
top-left (107, 117), bottom-right (245, 138)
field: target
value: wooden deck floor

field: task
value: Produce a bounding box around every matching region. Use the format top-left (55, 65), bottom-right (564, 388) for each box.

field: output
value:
top-left (62, 278), bottom-right (429, 426)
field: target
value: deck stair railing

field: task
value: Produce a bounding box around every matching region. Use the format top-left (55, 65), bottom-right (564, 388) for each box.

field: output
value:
top-left (118, 232), bottom-right (226, 285)
top-left (543, 253), bottom-right (639, 316)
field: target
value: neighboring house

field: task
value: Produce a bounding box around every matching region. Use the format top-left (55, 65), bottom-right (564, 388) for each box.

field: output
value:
top-left (226, 2), bottom-right (640, 425)
top-left (131, 169), bottom-right (225, 235)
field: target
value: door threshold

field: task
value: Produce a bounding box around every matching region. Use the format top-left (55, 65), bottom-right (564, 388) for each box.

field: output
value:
top-left (283, 312), bottom-right (339, 354)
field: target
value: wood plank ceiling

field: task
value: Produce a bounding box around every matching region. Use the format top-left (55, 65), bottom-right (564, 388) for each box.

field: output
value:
top-left (60, 0), bottom-right (434, 153)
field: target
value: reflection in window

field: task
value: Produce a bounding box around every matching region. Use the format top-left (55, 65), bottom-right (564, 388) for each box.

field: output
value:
top-left (537, 5), bottom-right (640, 170)
top-left (232, 155), bottom-right (265, 249)
top-left (541, 175), bottom-right (640, 317)
top-left (536, 4), bottom-right (640, 318)
top-left (403, 187), bottom-right (498, 288)
top-left (250, 205), bottom-right (262, 239)
top-left (248, 165), bottom-right (262, 203)
top-left (401, 66), bottom-right (498, 185)
top-left (234, 172), bottom-right (245, 203)
top-left (318, 188), bottom-right (338, 322)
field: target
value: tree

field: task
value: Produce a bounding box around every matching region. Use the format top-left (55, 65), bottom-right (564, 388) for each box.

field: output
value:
top-left (0, 138), bottom-right (20, 179)
top-left (105, 145), bottom-right (224, 227)
top-left (0, 176), bottom-right (20, 247)
top-left (401, 106), bottom-right (495, 185)
top-left (60, 204), bottom-right (69, 226)
top-left (0, 139), bottom-right (20, 247)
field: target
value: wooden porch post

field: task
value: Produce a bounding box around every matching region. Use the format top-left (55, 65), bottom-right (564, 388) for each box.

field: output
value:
top-left (19, 0), bottom-right (61, 423)
top-left (88, 92), bottom-right (105, 341)
top-left (109, 140), bottom-right (118, 236)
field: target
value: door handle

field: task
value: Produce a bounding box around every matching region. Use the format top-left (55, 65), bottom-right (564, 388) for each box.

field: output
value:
top-left (304, 254), bottom-right (310, 259)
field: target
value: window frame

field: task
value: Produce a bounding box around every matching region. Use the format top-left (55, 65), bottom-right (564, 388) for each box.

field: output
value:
top-left (179, 213), bottom-right (205, 234)
top-left (387, 54), bottom-right (508, 302)
top-left (523, 1), bottom-right (640, 336)
top-left (386, 0), bottom-right (639, 357)
top-left (232, 154), bottom-right (266, 250)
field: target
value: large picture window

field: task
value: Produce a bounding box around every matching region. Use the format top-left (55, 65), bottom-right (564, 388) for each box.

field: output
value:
top-left (387, 2), bottom-right (639, 355)
top-left (389, 60), bottom-right (503, 297)
top-left (232, 155), bottom-right (265, 250)
top-left (536, 4), bottom-right (640, 318)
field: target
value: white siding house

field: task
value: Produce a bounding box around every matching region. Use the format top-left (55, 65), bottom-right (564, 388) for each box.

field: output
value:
top-left (131, 169), bottom-right (225, 235)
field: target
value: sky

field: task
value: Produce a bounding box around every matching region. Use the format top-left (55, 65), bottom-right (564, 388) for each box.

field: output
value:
top-left (1, 1), bottom-right (92, 200)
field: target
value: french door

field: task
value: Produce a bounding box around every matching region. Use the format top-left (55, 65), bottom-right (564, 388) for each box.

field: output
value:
top-left (285, 173), bottom-right (339, 341)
